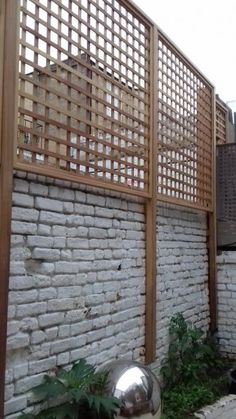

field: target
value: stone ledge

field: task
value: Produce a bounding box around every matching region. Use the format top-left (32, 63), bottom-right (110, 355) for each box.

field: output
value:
top-left (194, 395), bottom-right (236, 418)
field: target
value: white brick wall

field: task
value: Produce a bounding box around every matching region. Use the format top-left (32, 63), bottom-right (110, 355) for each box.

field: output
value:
top-left (5, 172), bottom-right (210, 417)
top-left (5, 174), bottom-right (146, 418)
top-left (155, 204), bottom-right (210, 371)
top-left (217, 251), bottom-right (236, 356)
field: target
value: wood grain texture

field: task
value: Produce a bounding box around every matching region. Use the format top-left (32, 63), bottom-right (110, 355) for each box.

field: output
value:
top-left (0, 1), bottom-right (19, 416)
top-left (145, 26), bottom-right (158, 364)
top-left (208, 90), bottom-right (217, 332)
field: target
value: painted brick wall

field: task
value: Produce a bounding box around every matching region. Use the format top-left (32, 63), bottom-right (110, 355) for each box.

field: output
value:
top-left (155, 204), bottom-right (210, 371)
top-left (5, 173), bottom-right (146, 418)
top-left (5, 173), bottom-right (210, 418)
top-left (217, 251), bottom-right (236, 357)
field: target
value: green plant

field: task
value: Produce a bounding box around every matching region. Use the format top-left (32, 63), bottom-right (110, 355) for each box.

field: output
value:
top-left (161, 313), bottom-right (223, 388)
top-left (19, 359), bottom-right (121, 419)
top-left (161, 313), bottom-right (228, 419)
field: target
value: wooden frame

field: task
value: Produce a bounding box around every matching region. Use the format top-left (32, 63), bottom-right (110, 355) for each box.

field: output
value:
top-left (0, 1), bottom-right (19, 417)
top-left (216, 98), bottom-right (227, 145)
top-left (145, 25), bottom-right (158, 364)
top-left (208, 90), bottom-right (217, 332)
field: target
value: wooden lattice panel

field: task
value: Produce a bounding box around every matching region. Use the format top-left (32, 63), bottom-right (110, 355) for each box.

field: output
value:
top-left (216, 101), bottom-right (227, 145)
top-left (17, 0), bottom-right (151, 193)
top-left (157, 34), bottom-right (213, 210)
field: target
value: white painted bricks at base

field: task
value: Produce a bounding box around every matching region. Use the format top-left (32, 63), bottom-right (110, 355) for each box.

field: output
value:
top-left (217, 251), bottom-right (236, 357)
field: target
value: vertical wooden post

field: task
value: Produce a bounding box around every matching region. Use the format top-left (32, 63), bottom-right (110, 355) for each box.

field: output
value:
top-left (0, 1), bottom-right (19, 416)
top-left (145, 26), bottom-right (158, 364)
top-left (207, 90), bottom-right (217, 333)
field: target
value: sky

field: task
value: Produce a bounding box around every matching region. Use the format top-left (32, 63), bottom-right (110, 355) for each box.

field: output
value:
top-left (134, 0), bottom-right (236, 108)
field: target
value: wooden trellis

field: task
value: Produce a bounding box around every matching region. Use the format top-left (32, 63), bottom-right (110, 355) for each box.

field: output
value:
top-left (216, 99), bottom-right (227, 145)
top-left (17, 0), bottom-right (151, 195)
top-left (16, 0), bottom-right (215, 210)
top-left (156, 34), bottom-right (213, 211)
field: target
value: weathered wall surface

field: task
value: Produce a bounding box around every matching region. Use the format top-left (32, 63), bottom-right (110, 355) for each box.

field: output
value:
top-left (5, 173), bottom-right (146, 418)
top-left (217, 251), bottom-right (236, 357)
top-left (155, 204), bottom-right (210, 370)
top-left (5, 173), bottom-right (210, 418)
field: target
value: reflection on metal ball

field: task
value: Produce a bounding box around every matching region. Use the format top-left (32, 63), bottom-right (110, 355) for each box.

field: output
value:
top-left (100, 360), bottom-right (161, 418)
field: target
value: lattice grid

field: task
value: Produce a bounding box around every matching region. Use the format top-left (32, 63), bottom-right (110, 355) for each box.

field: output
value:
top-left (217, 143), bottom-right (236, 222)
top-left (17, 0), bottom-right (151, 193)
top-left (157, 35), bottom-right (213, 210)
top-left (216, 101), bottom-right (227, 145)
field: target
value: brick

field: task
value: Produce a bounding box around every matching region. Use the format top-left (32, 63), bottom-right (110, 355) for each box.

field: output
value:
top-left (49, 186), bottom-right (75, 201)
top-left (45, 327), bottom-right (58, 340)
top-left (4, 395), bottom-right (27, 415)
top-left (27, 236), bottom-right (54, 247)
top-left (50, 336), bottom-right (86, 354)
top-left (29, 182), bottom-right (48, 196)
top-left (15, 374), bottom-right (45, 395)
top-left (40, 211), bottom-right (66, 225)
top-left (66, 215), bottom-right (84, 226)
top-left (74, 203), bottom-right (94, 215)
top-left (67, 238), bottom-right (89, 249)
top-left (14, 364), bottom-right (28, 380)
top-left (63, 202), bottom-right (74, 213)
top-left (39, 287), bottom-right (57, 300)
top-left (16, 302), bottom-right (47, 318)
top-left (29, 357), bottom-right (56, 374)
top-left (12, 207), bottom-right (39, 222)
top-left (11, 235), bottom-right (25, 247)
top-left (73, 250), bottom-right (94, 261)
top-left (7, 321), bottom-right (21, 336)
top-left (38, 224), bottom-right (51, 235)
top-left (52, 237), bottom-right (66, 248)
top-left (38, 313), bottom-right (65, 328)
top-left (52, 225), bottom-right (66, 236)
top-left (31, 330), bottom-right (46, 344)
top-left (32, 248), bottom-right (60, 261)
top-left (14, 178), bottom-right (29, 193)
top-left (57, 286), bottom-right (81, 298)
top-left (57, 352), bottom-right (70, 365)
top-left (55, 262), bottom-right (79, 274)
top-left (11, 221), bottom-right (37, 235)
top-left (10, 261), bottom-right (26, 275)
top-left (12, 192), bottom-right (34, 208)
top-left (8, 290), bottom-right (38, 304)
top-left (87, 194), bottom-right (106, 206)
top-left (75, 190), bottom-right (86, 202)
top-left (10, 247), bottom-right (31, 261)
top-left (7, 333), bottom-right (29, 350)
top-left (35, 197), bottom-right (63, 212)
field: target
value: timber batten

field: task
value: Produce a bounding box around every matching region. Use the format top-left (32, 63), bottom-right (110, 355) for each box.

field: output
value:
top-left (0, 1), bottom-right (19, 417)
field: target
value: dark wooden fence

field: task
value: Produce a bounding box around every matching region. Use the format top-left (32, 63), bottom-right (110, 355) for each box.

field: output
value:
top-left (217, 143), bottom-right (236, 248)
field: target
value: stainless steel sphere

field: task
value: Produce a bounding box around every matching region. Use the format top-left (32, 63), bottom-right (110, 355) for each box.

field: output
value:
top-left (100, 360), bottom-right (161, 418)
